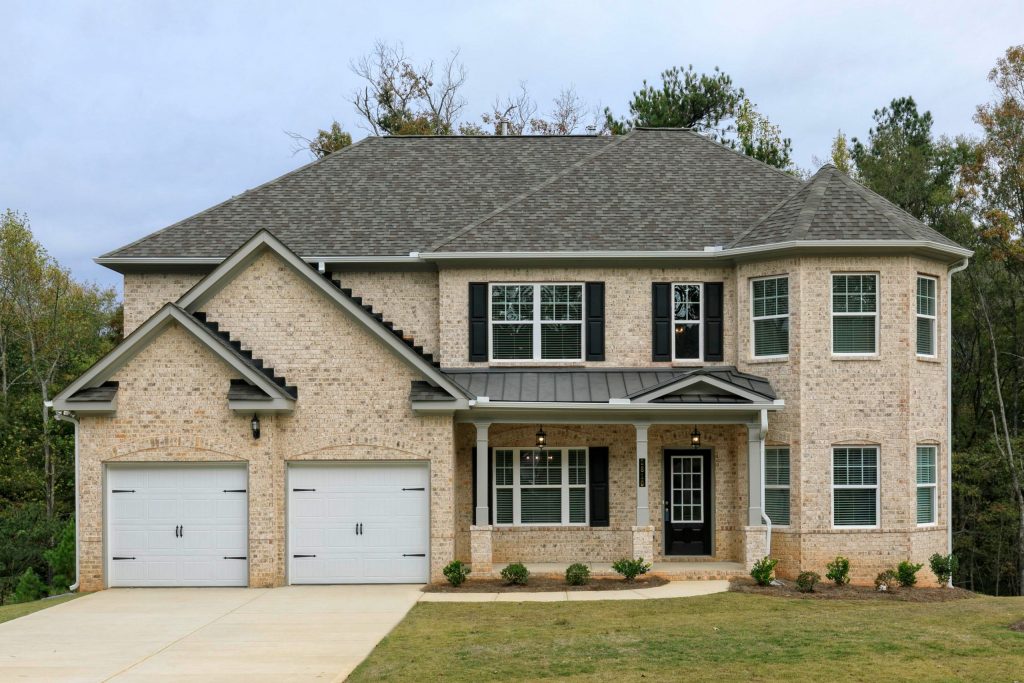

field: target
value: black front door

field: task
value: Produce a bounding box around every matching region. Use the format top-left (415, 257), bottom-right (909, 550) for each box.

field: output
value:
top-left (663, 449), bottom-right (712, 555)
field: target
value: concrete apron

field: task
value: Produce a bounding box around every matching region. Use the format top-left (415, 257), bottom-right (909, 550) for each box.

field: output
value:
top-left (0, 585), bottom-right (423, 682)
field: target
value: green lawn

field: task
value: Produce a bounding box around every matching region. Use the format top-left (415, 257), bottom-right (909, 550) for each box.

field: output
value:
top-left (350, 592), bottom-right (1024, 682)
top-left (0, 594), bottom-right (80, 625)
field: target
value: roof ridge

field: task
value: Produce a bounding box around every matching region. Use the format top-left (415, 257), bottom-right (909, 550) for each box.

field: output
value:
top-left (98, 137), bottom-right (378, 259)
top-left (789, 167), bottom-right (833, 241)
top-left (425, 131), bottom-right (636, 252)
top-left (675, 129), bottom-right (804, 184)
top-left (829, 170), bottom-right (923, 240)
top-left (727, 170), bottom-right (819, 248)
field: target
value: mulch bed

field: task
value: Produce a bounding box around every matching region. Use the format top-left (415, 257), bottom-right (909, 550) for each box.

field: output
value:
top-left (729, 577), bottom-right (976, 602)
top-left (424, 575), bottom-right (669, 593)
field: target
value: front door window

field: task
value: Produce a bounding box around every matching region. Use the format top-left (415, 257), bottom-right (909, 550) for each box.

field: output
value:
top-left (670, 455), bottom-right (704, 523)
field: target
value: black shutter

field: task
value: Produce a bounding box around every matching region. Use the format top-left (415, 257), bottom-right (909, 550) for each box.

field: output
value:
top-left (585, 282), bottom-right (605, 361)
top-left (589, 447), bottom-right (610, 527)
top-left (651, 283), bottom-right (672, 362)
top-left (704, 282), bottom-right (724, 362)
top-left (469, 283), bottom-right (488, 362)
top-left (470, 446), bottom-right (494, 525)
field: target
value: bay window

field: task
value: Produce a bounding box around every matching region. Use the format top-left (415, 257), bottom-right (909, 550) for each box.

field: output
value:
top-left (832, 274), bottom-right (878, 355)
top-left (832, 446), bottom-right (879, 527)
top-left (752, 276), bottom-right (789, 357)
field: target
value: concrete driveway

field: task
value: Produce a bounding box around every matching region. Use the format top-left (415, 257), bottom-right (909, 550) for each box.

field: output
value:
top-left (0, 585), bottom-right (423, 682)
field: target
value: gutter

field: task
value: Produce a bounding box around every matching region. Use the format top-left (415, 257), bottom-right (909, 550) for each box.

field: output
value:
top-left (48, 403), bottom-right (80, 593)
top-left (946, 257), bottom-right (970, 586)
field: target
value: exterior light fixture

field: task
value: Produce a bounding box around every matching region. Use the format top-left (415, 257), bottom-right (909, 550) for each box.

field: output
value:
top-left (535, 426), bottom-right (547, 450)
top-left (690, 426), bottom-right (701, 448)
top-left (251, 414), bottom-right (261, 440)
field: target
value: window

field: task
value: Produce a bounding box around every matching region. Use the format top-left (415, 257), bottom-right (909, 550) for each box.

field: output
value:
top-left (673, 283), bottom-right (703, 360)
top-left (493, 447), bottom-right (588, 525)
top-left (764, 447), bottom-right (790, 525)
top-left (752, 276), bottom-right (789, 357)
top-left (832, 446), bottom-right (879, 527)
top-left (832, 274), bottom-right (878, 355)
top-left (916, 445), bottom-right (937, 525)
top-left (916, 276), bottom-right (937, 357)
top-left (490, 284), bottom-right (583, 361)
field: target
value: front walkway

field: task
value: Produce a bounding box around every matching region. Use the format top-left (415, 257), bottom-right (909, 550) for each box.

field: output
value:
top-left (420, 579), bottom-right (730, 602)
top-left (0, 585), bottom-right (422, 682)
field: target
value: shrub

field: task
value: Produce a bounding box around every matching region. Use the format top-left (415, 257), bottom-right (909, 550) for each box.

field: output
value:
top-left (796, 571), bottom-right (820, 593)
top-left (611, 557), bottom-right (652, 582)
top-left (12, 568), bottom-right (47, 603)
top-left (442, 560), bottom-right (471, 587)
top-left (929, 553), bottom-right (958, 586)
top-left (875, 569), bottom-right (900, 592)
top-left (565, 563), bottom-right (591, 586)
top-left (825, 556), bottom-right (851, 586)
top-left (44, 519), bottom-right (76, 593)
top-left (750, 557), bottom-right (778, 586)
top-left (896, 560), bottom-right (924, 588)
top-left (500, 563), bottom-right (530, 585)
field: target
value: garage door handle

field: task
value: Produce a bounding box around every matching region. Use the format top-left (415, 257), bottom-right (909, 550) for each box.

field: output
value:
top-left (223, 556), bottom-right (247, 560)
top-left (293, 554), bottom-right (316, 558)
top-left (402, 487), bottom-right (425, 491)
top-left (112, 556), bottom-right (136, 560)
top-left (403, 553), bottom-right (426, 557)
top-left (292, 488), bottom-right (316, 492)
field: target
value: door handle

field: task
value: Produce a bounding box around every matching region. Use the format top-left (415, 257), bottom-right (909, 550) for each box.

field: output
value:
top-left (175, 525), bottom-right (180, 538)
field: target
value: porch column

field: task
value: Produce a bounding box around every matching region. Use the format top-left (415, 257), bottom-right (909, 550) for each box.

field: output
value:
top-left (634, 423), bottom-right (650, 526)
top-left (747, 416), bottom-right (766, 526)
top-left (474, 422), bottom-right (490, 526)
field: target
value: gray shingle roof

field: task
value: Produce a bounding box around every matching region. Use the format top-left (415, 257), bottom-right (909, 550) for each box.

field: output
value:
top-left (729, 165), bottom-right (963, 249)
top-left (67, 381), bottom-right (119, 402)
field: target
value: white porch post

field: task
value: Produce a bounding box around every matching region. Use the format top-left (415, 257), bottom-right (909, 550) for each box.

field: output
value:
top-left (634, 423), bottom-right (650, 526)
top-left (474, 422), bottom-right (491, 526)
top-left (747, 416), bottom-right (766, 526)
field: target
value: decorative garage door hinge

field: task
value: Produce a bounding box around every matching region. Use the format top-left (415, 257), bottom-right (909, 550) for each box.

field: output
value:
top-left (111, 489), bottom-right (135, 493)
top-left (401, 487), bottom-right (425, 491)
top-left (292, 488), bottom-right (316, 492)
top-left (223, 489), bottom-right (247, 493)
top-left (112, 556), bottom-right (136, 560)
top-left (403, 553), bottom-right (426, 557)
top-left (223, 556), bottom-right (247, 560)
top-left (292, 554), bottom-right (316, 558)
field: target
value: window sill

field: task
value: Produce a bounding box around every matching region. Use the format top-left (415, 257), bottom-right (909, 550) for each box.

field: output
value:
top-left (747, 356), bottom-right (789, 364)
top-left (488, 361), bottom-right (587, 368)
top-left (915, 355), bottom-right (941, 364)
top-left (830, 354), bottom-right (880, 361)
top-left (671, 360), bottom-right (720, 367)
top-left (492, 524), bottom-right (592, 530)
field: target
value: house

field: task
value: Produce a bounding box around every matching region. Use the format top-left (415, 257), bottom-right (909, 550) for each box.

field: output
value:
top-left (53, 129), bottom-right (972, 590)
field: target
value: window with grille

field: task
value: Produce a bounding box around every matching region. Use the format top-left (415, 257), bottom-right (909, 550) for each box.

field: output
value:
top-left (832, 446), bottom-right (879, 527)
top-left (916, 445), bottom-right (937, 525)
top-left (916, 276), bottom-right (937, 357)
top-left (490, 284), bottom-right (583, 360)
top-left (492, 447), bottom-right (588, 525)
top-left (764, 447), bottom-right (790, 525)
top-left (673, 283), bottom-right (703, 360)
top-left (752, 276), bottom-right (789, 357)
top-left (832, 274), bottom-right (878, 355)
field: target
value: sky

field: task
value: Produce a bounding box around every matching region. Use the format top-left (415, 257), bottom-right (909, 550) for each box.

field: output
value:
top-left (2, 0), bottom-right (1022, 292)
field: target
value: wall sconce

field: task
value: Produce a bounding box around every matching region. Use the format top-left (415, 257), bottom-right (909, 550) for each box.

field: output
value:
top-left (690, 426), bottom-right (701, 448)
top-left (251, 414), bottom-right (261, 440)
top-left (535, 426), bottom-right (547, 450)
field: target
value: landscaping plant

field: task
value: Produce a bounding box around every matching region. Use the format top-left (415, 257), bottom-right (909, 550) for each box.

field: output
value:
top-left (442, 560), bottom-right (471, 587)
top-left (565, 563), bottom-right (590, 586)
top-left (796, 570), bottom-right (820, 593)
top-left (874, 569), bottom-right (900, 592)
top-left (929, 553), bottom-right (958, 586)
top-left (825, 556), bottom-right (851, 586)
top-left (750, 557), bottom-right (778, 586)
top-left (611, 558), bottom-right (651, 582)
top-left (12, 569), bottom-right (47, 604)
top-left (896, 561), bottom-right (923, 588)
top-left (500, 563), bottom-right (530, 585)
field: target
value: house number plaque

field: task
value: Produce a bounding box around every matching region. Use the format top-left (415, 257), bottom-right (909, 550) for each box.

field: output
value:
top-left (639, 458), bottom-right (646, 487)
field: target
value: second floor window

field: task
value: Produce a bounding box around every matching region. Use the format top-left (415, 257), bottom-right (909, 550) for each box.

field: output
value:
top-left (752, 276), bottom-right (789, 357)
top-left (916, 276), bottom-right (937, 357)
top-left (832, 274), bottom-right (878, 355)
top-left (491, 284), bottom-right (583, 361)
top-left (674, 283), bottom-right (703, 360)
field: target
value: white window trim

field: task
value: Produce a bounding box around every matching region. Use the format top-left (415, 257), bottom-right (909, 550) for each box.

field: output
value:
top-left (672, 282), bottom-right (704, 362)
top-left (831, 273), bottom-right (880, 357)
top-left (750, 275), bottom-right (790, 360)
top-left (764, 446), bottom-right (791, 527)
top-left (916, 275), bottom-right (938, 359)
top-left (916, 445), bottom-right (938, 526)
top-left (831, 445), bottom-right (880, 529)
top-left (492, 446), bottom-right (589, 526)
top-left (488, 283), bottom-right (585, 363)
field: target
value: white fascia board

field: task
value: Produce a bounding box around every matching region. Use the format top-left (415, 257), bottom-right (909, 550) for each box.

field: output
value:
top-left (228, 398), bottom-right (295, 414)
top-left (51, 398), bottom-right (117, 414)
top-left (411, 398), bottom-right (471, 414)
top-left (629, 374), bottom-right (772, 404)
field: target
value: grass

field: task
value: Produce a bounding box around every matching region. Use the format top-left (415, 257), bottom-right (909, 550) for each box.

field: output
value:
top-left (0, 594), bottom-right (80, 625)
top-left (349, 591), bottom-right (1024, 682)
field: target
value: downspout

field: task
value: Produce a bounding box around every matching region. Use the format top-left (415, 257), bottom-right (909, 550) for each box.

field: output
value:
top-left (946, 258), bottom-right (969, 587)
top-left (48, 403), bottom-right (80, 593)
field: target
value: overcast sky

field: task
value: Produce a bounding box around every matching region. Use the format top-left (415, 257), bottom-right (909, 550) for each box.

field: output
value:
top-left (2, 1), bottom-right (1021, 291)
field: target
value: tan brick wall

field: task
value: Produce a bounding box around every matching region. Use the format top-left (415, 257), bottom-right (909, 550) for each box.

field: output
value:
top-left (332, 269), bottom-right (440, 357)
top-left (123, 272), bottom-right (205, 334)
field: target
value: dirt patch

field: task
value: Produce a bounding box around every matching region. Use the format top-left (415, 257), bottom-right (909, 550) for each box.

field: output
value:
top-left (729, 577), bottom-right (976, 602)
top-left (424, 575), bottom-right (669, 593)
top-left (1010, 620), bottom-right (1024, 633)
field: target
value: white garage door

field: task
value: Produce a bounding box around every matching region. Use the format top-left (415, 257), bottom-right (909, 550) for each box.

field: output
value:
top-left (107, 465), bottom-right (248, 587)
top-left (288, 462), bottom-right (429, 584)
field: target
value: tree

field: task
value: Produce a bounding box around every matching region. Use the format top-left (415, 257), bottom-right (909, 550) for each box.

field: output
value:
top-left (350, 41), bottom-right (467, 136)
top-left (286, 120), bottom-right (353, 159)
top-left (735, 98), bottom-right (793, 170)
top-left (830, 130), bottom-right (852, 173)
top-left (470, 83), bottom-right (599, 136)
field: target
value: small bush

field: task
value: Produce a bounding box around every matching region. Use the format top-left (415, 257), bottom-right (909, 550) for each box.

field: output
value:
top-left (825, 556), bottom-right (851, 586)
top-left (611, 557), bottom-right (652, 582)
top-left (500, 562), bottom-right (530, 585)
top-left (875, 569), bottom-right (900, 592)
top-left (896, 560), bottom-right (923, 588)
top-left (929, 553), bottom-right (958, 586)
top-left (565, 563), bottom-right (591, 586)
top-left (796, 571), bottom-right (820, 593)
top-left (750, 557), bottom-right (778, 586)
top-left (12, 568), bottom-right (47, 603)
top-left (442, 560), bottom-right (471, 587)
